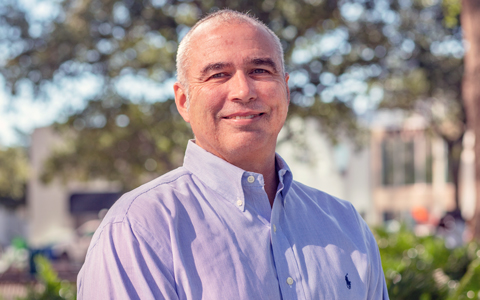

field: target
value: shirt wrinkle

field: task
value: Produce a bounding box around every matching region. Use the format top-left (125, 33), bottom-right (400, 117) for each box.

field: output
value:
top-left (122, 171), bottom-right (193, 218)
top-left (77, 140), bottom-right (389, 300)
top-left (128, 218), bottom-right (176, 279)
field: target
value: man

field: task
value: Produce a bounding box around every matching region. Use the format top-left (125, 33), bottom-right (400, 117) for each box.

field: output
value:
top-left (77, 9), bottom-right (389, 300)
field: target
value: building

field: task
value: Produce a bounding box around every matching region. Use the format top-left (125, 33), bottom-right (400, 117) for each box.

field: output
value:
top-left (277, 113), bottom-right (476, 226)
top-left (27, 127), bottom-right (121, 261)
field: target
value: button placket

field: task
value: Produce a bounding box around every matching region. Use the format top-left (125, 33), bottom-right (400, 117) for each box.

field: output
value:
top-left (270, 197), bottom-right (308, 300)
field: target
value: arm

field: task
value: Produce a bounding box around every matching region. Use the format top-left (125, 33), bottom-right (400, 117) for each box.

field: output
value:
top-left (77, 219), bottom-right (179, 300)
top-left (361, 219), bottom-right (390, 300)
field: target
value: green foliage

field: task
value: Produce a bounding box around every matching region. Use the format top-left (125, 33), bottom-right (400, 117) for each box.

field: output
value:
top-left (449, 257), bottom-right (480, 300)
top-left (0, 0), bottom-right (373, 186)
top-left (41, 99), bottom-right (191, 190)
top-left (13, 227), bottom-right (480, 300)
top-left (0, 0), bottom-right (468, 188)
top-left (374, 225), bottom-right (480, 300)
top-left (19, 256), bottom-right (76, 300)
top-left (442, 0), bottom-right (462, 28)
top-left (0, 147), bottom-right (28, 201)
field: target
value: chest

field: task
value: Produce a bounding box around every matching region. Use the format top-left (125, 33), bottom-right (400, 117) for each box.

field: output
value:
top-left (167, 196), bottom-right (370, 300)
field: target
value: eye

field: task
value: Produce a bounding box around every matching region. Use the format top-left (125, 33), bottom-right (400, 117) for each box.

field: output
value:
top-left (211, 73), bottom-right (226, 78)
top-left (252, 69), bottom-right (269, 74)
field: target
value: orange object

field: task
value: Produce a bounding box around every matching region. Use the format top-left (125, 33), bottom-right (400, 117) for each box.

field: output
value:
top-left (411, 206), bottom-right (429, 223)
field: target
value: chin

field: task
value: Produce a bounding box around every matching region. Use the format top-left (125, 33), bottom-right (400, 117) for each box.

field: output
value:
top-left (223, 135), bottom-right (274, 154)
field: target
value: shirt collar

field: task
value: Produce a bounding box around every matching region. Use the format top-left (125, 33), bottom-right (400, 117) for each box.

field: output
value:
top-left (275, 152), bottom-right (293, 200)
top-left (183, 140), bottom-right (293, 210)
top-left (183, 141), bottom-right (245, 209)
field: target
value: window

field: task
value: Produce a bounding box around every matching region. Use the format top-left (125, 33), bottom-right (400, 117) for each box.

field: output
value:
top-left (381, 132), bottom-right (436, 186)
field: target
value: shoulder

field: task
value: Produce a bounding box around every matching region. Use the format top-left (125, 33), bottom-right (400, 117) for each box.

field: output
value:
top-left (106, 167), bottom-right (192, 220)
top-left (87, 167), bottom-right (193, 252)
top-left (288, 180), bottom-right (374, 245)
top-left (289, 180), bottom-right (357, 215)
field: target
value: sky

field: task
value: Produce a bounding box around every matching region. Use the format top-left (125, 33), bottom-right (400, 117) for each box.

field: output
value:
top-left (0, 0), bottom-right (179, 147)
top-left (0, 71), bottom-right (176, 146)
top-left (0, 0), bottom-right (63, 147)
top-left (0, 0), bottom-right (173, 146)
top-left (0, 73), bottom-right (99, 146)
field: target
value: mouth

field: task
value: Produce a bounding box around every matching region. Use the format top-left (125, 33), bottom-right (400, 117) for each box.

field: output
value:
top-left (224, 113), bottom-right (264, 120)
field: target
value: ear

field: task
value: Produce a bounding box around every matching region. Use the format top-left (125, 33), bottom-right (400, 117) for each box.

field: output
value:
top-left (284, 73), bottom-right (291, 105)
top-left (174, 82), bottom-right (190, 123)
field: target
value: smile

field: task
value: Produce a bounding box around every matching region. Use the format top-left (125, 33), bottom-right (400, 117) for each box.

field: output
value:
top-left (224, 113), bottom-right (263, 120)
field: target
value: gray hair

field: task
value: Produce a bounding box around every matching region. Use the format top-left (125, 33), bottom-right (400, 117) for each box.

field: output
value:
top-left (176, 9), bottom-right (285, 99)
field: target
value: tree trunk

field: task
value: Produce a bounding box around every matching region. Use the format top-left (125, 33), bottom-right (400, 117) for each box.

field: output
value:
top-left (446, 137), bottom-right (464, 213)
top-left (461, 0), bottom-right (480, 240)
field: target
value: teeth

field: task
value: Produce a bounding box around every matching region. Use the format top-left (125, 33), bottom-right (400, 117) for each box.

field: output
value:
top-left (230, 114), bottom-right (258, 119)
top-left (235, 115), bottom-right (255, 119)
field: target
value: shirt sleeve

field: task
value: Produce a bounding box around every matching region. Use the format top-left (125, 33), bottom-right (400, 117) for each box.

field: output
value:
top-left (361, 218), bottom-right (390, 300)
top-left (77, 219), bottom-right (179, 300)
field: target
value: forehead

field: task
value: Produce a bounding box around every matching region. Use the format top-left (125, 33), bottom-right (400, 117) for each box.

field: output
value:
top-left (187, 21), bottom-right (280, 74)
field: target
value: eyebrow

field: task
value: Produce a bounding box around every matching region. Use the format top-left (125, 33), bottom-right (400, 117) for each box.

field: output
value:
top-left (249, 58), bottom-right (278, 73)
top-left (199, 57), bottom-right (279, 77)
top-left (200, 62), bottom-right (233, 76)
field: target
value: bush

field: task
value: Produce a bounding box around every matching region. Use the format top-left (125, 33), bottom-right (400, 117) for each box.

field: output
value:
top-left (374, 225), bottom-right (480, 300)
top-left (18, 256), bottom-right (76, 300)
top-left (13, 227), bottom-right (480, 300)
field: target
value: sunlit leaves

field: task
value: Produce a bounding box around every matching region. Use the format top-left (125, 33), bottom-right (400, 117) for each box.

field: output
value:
top-left (442, 0), bottom-right (461, 28)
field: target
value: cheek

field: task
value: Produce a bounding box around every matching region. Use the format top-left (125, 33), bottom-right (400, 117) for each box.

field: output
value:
top-left (190, 87), bottom-right (225, 113)
top-left (262, 87), bottom-right (289, 110)
top-left (188, 102), bottom-right (221, 133)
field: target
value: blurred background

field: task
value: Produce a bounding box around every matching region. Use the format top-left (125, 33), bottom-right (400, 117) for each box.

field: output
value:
top-left (0, 0), bottom-right (479, 299)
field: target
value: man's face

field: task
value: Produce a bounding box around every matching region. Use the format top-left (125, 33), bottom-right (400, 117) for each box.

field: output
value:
top-left (174, 22), bottom-right (290, 162)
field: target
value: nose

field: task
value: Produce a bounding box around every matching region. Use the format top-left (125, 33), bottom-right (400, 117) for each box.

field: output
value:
top-left (228, 71), bottom-right (257, 103)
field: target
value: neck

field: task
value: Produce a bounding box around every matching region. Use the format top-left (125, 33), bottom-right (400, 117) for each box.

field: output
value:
top-left (194, 140), bottom-right (279, 206)
top-left (226, 152), bottom-right (278, 207)
top-left (263, 160), bottom-right (279, 207)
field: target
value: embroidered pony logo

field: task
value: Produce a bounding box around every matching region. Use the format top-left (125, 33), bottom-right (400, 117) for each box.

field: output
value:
top-left (345, 273), bottom-right (351, 289)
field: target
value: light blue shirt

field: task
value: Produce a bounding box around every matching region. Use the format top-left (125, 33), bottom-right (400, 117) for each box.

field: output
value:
top-left (77, 141), bottom-right (389, 300)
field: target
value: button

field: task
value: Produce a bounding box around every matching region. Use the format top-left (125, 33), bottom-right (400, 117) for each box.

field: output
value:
top-left (286, 277), bottom-right (294, 285)
top-left (273, 224), bottom-right (277, 232)
top-left (236, 199), bottom-right (243, 206)
top-left (247, 175), bottom-right (255, 183)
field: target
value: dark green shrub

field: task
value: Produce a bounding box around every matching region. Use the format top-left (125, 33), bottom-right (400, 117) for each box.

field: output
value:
top-left (18, 256), bottom-right (76, 300)
top-left (374, 225), bottom-right (480, 300)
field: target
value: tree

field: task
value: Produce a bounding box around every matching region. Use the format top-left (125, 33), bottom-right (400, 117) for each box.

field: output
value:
top-left (325, 0), bottom-right (466, 213)
top-left (1, 0), bottom-right (364, 190)
top-left (1, 0), bottom-right (474, 233)
top-left (371, 0), bottom-right (466, 212)
top-left (461, 0), bottom-right (480, 240)
top-left (41, 99), bottom-right (192, 190)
